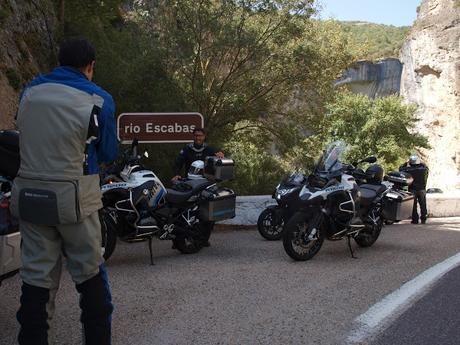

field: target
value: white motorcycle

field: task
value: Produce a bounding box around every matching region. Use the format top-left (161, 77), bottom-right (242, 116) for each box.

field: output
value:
top-left (0, 130), bottom-right (20, 285)
top-left (100, 140), bottom-right (236, 264)
top-left (282, 141), bottom-right (410, 261)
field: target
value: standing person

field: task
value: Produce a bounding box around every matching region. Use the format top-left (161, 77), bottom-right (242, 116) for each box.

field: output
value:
top-left (11, 38), bottom-right (118, 345)
top-left (400, 155), bottom-right (429, 224)
top-left (171, 127), bottom-right (224, 182)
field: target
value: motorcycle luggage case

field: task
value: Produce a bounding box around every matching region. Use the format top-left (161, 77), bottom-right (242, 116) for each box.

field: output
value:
top-left (0, 231), bottom-right (21, 279)
top-left (204, 157), bottom-right (234, 181)
top-left (0, 130), bottom-right (20, 178)
top-left (382, 190), bottom-right (414, 221)
top-left (386, 171), bottom-right (413, 186)
top-left (200, 187), bottom-right (236, 221)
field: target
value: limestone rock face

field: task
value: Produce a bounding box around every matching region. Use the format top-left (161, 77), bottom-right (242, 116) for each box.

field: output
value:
top-left (0, 0), bottom-right (58, 129)
top-left (400, 0), bottom-right (460, 190)
top-left (336, 58), bottom-right (403, 98)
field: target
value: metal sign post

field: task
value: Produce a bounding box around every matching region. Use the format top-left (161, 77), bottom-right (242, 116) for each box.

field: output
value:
top-left (117, 112), bottom-right (204, 144)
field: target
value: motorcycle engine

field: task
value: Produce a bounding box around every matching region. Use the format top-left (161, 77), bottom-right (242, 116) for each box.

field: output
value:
top-left (327, 191), bottom-right (355, 225)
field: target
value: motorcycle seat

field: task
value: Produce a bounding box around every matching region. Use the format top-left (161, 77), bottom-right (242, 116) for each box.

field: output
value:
top-left (166, 179), bottom-right (214, 204)
top-left (359, 184), bottom-right (386, 205)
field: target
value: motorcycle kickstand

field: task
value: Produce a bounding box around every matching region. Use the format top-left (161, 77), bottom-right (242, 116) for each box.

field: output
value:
top-left (347, 235), bottom-right (358, 259)
top-left (148, 236), bottom-right (154, 265)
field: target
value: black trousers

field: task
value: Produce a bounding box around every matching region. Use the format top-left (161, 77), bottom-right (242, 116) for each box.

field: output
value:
top-left (411, 190), bottom-right (427, 223)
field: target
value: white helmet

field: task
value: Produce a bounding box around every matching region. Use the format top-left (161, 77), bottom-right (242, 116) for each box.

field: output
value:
top-left (409, 155), bottom-right (421, 165)
top-left (187, 160), bottom-right (205, 179)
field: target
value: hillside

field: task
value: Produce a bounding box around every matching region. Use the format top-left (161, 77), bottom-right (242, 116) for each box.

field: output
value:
top-left (338, 21), bottom-right (411, 60)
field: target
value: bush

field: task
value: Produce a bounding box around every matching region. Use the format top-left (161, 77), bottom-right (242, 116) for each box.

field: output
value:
top-left (325, 91), bottom-right (430, 171)
top-left (223, 129), bottom-right (287, 195)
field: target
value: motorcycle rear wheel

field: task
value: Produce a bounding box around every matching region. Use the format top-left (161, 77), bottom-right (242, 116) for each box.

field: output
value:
top-left (172, 236), bottom-right (203, 254)
top-left (257, 208), bottom-right (284, 240)
top-left (354, 220), bottom-right (382, 247)
top-left (172, 222), bottom-right (209, 254)
top-left (283, 212), bottom-right (324, 261)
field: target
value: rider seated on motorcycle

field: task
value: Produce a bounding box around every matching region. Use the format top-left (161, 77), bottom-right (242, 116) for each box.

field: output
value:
top-left (171, 127), bottom-right (224, 182)
top-left (171, 128), bottom-right (223, 248)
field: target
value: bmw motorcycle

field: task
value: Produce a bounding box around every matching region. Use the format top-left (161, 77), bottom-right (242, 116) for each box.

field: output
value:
top-left (257, 173), bottom-right (306, 240)
top-left (100, 140), bottom-right (235, 264)
top-left (283, 141), bottom-right (392, 261)
top-left (0, 130), bottom-right (20, 285)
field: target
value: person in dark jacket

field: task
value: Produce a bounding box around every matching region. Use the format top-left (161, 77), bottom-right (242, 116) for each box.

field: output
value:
top-left (171, 127), bottom-right (223, 247)
top-left (12, 38), bottom-right (118, 345)
top-left (171, 127), bottom-right (224, 182)
top-left (399, 155), bottom-right (429, 224)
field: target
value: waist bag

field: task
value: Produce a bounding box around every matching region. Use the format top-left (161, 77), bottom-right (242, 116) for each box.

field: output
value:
top-left (10, 175), bottom-right (102, 225)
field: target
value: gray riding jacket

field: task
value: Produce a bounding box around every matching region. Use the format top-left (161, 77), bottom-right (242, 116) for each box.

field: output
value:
top-left (11, 68), bottom-right (118, 225)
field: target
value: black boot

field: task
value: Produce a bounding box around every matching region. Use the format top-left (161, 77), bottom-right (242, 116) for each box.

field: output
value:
top-left (76, 265), bottom-right (114, 345)
top-left (17, 283), bottom-right (50, 345)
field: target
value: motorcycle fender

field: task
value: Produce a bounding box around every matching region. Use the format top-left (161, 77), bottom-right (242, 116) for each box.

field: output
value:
top-left (264, 205), bottom-right (284, 222)
top-left (265, 205), bottom-right (281, 210)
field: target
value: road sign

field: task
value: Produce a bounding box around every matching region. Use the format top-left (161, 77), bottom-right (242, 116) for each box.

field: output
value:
top-left (117, 112), bottom-right (204, 144)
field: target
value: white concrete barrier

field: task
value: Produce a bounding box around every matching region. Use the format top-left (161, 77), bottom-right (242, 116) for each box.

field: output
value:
top-left (222, 193), bottom-right (460, 226)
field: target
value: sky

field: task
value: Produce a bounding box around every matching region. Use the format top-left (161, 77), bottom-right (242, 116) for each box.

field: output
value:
top-left (317, 0), bottom-right (422, 27)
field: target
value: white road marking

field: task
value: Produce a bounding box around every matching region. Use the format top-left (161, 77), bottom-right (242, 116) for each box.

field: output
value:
top-left (346, 250), bottom-right (460, 344)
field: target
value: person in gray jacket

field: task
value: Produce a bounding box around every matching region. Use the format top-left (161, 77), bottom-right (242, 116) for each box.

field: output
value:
top-left (11, 38), bottom-right (119, 345)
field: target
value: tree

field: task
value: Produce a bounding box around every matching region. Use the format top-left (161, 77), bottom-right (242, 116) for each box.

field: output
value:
top-left (325, 91), bottom-right (429, 171)
top-left (133, 0), bottom-right (327, 141)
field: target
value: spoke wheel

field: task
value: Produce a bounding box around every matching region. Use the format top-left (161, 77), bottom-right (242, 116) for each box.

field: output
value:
top-left (283, 212), bottom-right (324, 261)
top-left (257, 208), bottom-right (284, 240)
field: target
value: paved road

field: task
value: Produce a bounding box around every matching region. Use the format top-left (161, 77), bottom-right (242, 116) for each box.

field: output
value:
top-left (369, 264), bottom-right (460, 345)
top-left (1, 218), bottom-right (460, 345)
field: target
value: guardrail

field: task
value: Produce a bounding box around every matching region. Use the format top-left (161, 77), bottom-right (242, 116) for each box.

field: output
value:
top-left (222, 193), bottom-right (460, 226)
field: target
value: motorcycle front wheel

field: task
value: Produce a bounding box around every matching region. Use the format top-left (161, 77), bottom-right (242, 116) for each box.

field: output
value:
top-left (283, 212), bottom-right (324, 261)
top-left (99, 209), bottom-right (117, 261)
top-left (257, 208), bottom-right (284, 240)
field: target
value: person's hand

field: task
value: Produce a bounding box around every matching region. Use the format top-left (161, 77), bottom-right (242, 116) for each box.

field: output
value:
top-left (215, 151), bottom-right (224, 158)
top-left (171, 175), bottom-right (181, 182)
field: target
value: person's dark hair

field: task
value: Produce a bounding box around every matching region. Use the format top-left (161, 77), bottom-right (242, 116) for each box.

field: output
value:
top-left (193, 127), bottom-right (205, 135)
top-left (58, 38), bottom-right (96, 68)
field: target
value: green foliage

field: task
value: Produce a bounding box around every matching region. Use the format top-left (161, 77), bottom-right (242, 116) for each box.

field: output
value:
top-left (5, 68), bottom-right (21, 90)
top-left (222, 124), bottom-right (287, 195)
top-left (325, 91), bottom-right (429, 171)
top-left (55, 1), bottom-right (420, 194)
top-left (137, 0), bottom-right (324, 140)
top-left (0, 5), bottom-right (11, 26)
top-left (337, 21), bottom-right (410, 60)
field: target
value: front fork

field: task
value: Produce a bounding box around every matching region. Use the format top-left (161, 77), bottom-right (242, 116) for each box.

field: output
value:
top-left (298, 209), bottom-right (323, 243)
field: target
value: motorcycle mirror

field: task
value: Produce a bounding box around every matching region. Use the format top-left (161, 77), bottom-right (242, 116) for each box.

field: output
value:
top-left (131, 139), bottom-right (139, 158)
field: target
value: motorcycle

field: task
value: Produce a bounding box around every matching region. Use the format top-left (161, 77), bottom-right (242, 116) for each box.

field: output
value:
top-left (282, 141), bottom-right (394, 261)
top-left (100, 139), bottom-right (236, 264)
top-left (257, 172), bottom-right (307, 240)
top-left (0, 130), bottom-right (20, 285)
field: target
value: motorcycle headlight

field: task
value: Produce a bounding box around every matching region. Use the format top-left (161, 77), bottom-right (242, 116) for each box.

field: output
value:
top-left (276, 187), bottom-right (296, 199)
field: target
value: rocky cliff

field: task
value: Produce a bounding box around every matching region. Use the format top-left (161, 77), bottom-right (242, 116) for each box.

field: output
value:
top-left (0, 0), bottom-right (58, 129)
top-left (335, 58), bottom-right (403, 98)
top-left (400, 0), bottom-right (460, 191)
